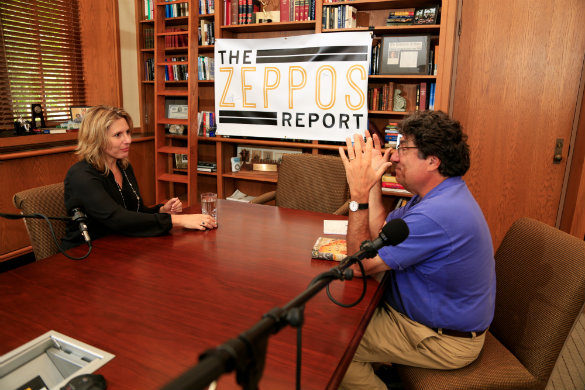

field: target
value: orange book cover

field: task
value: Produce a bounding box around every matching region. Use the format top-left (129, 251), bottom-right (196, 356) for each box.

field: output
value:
top-left (311, 237), bottom-right (347, 261)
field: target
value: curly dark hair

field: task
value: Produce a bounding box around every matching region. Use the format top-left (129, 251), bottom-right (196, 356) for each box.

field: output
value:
top-left (398, 110), bottom-right (470, 177)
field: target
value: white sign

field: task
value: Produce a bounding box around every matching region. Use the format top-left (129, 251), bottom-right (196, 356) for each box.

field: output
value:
top-left (214, 32), bottom-right (372, 142)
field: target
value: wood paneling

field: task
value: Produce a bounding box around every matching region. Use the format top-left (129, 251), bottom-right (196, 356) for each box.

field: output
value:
top-left (79, 0), bottom-right (123, 107)
top-left (560, 67), bottom-right (585, 239)
top-left (0, 138), bottom-right (154, 260)
top-left (0, 152), bottom-right (78, 257)
top-left (452, 0), bottom-right (585, 247)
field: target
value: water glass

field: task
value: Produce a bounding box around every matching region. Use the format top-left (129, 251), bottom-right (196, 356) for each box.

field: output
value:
top-left (201, 192), bottom-right (217, 220)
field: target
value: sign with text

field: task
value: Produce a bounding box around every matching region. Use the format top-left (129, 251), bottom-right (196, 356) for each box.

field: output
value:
top-left (214, 32), bottom-right (372, 141)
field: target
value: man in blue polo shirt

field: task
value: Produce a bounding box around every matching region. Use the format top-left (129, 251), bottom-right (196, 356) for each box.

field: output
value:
top-left (338, 111), bottom-right (495, 390)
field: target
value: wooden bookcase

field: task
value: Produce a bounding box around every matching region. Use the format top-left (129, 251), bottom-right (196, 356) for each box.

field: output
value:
top-left (134, 0), bottom-right (457, 205)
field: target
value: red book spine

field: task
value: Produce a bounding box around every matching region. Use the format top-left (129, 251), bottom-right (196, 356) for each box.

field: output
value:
top-left (419, 82), bottom-right (427, 111)
top-left (280, 0), bottom-right (289, 21)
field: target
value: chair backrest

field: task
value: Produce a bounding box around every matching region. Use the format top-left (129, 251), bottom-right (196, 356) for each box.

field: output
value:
top-left (13, 182), bottom-right (67, 260)
top-left (491, 217), bottom-right (585, 385)
top-left (275, 153), bottom-right (349, 214)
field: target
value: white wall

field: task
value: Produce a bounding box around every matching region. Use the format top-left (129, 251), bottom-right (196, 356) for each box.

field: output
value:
top-left (118, 0), bottom-right (141, 127)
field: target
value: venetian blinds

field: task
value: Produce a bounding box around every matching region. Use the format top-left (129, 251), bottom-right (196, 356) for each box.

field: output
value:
top-left (0, 0), bottom-right (85, 129)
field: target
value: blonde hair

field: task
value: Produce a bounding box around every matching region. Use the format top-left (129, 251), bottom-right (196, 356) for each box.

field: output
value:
top-left (76, 105), bottom-right (133, 175)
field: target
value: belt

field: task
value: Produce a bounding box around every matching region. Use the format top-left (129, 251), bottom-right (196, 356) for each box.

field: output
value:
top-left (432, 328), bottom-right (487, 338)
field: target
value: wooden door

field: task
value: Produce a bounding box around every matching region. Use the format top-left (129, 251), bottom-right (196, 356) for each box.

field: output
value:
top-left (452, 0), bottom-right (585, 247)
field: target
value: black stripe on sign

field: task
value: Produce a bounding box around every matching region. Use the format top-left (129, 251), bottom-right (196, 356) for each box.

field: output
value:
top-left (220, 117), bottom-right (278, 125)
top-left (257, 45), bottom-right (369, 56)
top-left (256, 53), bottom-right (368, 63)
top-left (219, 110), bottom-right (278, 119)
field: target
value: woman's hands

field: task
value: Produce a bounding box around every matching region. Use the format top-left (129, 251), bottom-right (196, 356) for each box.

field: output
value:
top-left (160, 197), bottom-right (182, 214)
top-left (171, 213), bottom-right (217, 230)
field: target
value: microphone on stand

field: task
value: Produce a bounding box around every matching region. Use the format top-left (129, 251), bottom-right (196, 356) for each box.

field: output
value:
top-left (69, 207), bottom-right (91, 243)
top-left (338, 218), bottom-right (409, 270)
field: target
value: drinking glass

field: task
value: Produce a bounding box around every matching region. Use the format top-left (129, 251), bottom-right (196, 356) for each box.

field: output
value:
top-left (200, 192), bottom-right (217, 221)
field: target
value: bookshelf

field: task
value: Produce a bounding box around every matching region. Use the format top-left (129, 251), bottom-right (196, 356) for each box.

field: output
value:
top-left (135, 0), bottom-right (457, 204)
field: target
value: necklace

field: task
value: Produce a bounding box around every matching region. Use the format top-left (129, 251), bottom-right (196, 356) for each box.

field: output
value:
top-left (115, 168), bottom-right (140, 212)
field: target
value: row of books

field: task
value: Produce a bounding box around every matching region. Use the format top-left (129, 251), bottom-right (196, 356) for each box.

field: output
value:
top-left (368, 81), bottom-right (436, 112)
top-left (198, 56), bottom-right (215, 80)
top-left (222, 0), bottom-right (315, 24)
top-left (164, 1), bottom-right (189, 18)
top-left (322, 5), bottom-right (366, 29)
top-left (165, 27), bottom-right (188, 48)
top-left (143, 27), bottom-right (154, 49)
top-left (199, 20), bottom-right (215, 46)
top-left (164, 57), bottom-right (188, 81)
top-left (143, 0), bottom-right (154, 20)
top-left (199, 0), bottom-right (215, 15)
top-left (144, 58), bottom-right (154, 81)
top-left (198, 111), bottom-right (216, 136)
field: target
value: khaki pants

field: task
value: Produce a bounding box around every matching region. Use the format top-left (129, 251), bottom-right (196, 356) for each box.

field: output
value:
top-left (339, 304), bottom-right (485, 390)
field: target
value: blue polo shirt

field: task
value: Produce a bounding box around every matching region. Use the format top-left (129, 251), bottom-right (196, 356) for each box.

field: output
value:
top-left (378, 176), bottom-right (495, 332)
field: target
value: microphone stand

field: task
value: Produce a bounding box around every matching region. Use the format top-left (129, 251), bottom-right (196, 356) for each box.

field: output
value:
top-left (162, 239), bottom-right (378, 390)
top-left (0, 211), bottom-right (92, 260)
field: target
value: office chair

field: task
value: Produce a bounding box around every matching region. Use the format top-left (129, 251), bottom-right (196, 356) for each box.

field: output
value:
top-left (395, 217), bottom-right (585, 390)
top-left (251, 153), bottom-right (350, 215)
top-left (13, 182), bottom-right (67, 261)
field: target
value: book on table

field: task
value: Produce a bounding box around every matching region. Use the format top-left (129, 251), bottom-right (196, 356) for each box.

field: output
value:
top-left (311, 237), bottom-right (347, 262)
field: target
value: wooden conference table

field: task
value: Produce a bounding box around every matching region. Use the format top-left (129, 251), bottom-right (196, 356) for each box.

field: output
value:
top-left (0, 201), bottom-right (386, 390)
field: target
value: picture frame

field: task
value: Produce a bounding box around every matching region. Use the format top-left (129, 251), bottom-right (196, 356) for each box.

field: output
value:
top-left (70, 106), bottom-right (92, 124)
top-left (379, 35), bottom-right (431, 75)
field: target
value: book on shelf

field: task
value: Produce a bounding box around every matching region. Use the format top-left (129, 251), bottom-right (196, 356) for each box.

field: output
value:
top-left (386, 8), bottom-right (415, 25)
top-left (280, 0), bottom-right (289, 21)
top-left (379, 35), bottom-right (431, 75)
top-left (197, 161), bottom-right (217, 172)
top-left (429, 82), bottom-right (436, 110)
top-left (311, 237), bottom-right (347, 262)
top-left (384, 123), bottom-right (399, 148)
top-left (381, 173), bottom-right (398, 183)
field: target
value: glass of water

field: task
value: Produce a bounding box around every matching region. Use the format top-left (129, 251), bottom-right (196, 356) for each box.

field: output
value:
top-left (200, 192), bottom-right (217, 221)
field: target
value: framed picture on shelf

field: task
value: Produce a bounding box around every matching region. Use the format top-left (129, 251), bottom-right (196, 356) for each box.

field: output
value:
top-left (174, 154), bottom-right (188, 169)
top-left (70, 106), bottom-right (92, 124)
top-left (379, 35), bottom-right (431, 75)
top-left (168, 104), bottom-right (188, 119)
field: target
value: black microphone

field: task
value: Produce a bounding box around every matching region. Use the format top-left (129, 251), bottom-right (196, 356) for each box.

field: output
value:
top-left (70, 207), bottom-right (91, 243)
top-left (338, 218), bottom-right (409, 269)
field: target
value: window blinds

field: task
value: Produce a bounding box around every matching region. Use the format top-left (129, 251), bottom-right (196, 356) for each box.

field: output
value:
top-left (0, 0), bottom-right (85, 129)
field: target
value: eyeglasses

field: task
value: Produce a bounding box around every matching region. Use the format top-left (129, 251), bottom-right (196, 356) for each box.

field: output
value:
top-left (396, 145), bottom-right (418, 154)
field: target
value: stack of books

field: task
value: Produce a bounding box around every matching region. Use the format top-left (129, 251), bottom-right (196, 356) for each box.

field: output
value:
top-left (386, 8), bottom-right (415, 25)
top-left (384, 122), bottom-right (399, 149)
top-left (197, 161), bottom-right (217, 172)
top-left (381, 174), bottom-right (411, 195)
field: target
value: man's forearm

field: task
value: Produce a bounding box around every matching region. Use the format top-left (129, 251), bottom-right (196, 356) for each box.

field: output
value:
top-left (369, 182), bottom-right (387, 239)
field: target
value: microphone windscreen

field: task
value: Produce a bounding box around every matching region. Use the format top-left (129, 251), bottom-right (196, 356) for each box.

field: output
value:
top-left (381, 218), bottom-right (409, 246)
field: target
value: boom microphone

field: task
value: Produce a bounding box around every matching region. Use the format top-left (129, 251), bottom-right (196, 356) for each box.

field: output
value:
top-left (339, 218), bottom-right (409, 269)
top-left (70, 207), bottom-right (91, 243)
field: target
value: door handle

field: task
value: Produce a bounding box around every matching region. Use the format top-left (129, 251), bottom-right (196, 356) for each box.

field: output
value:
top-left (553, 138), bottom-right (564, 164)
